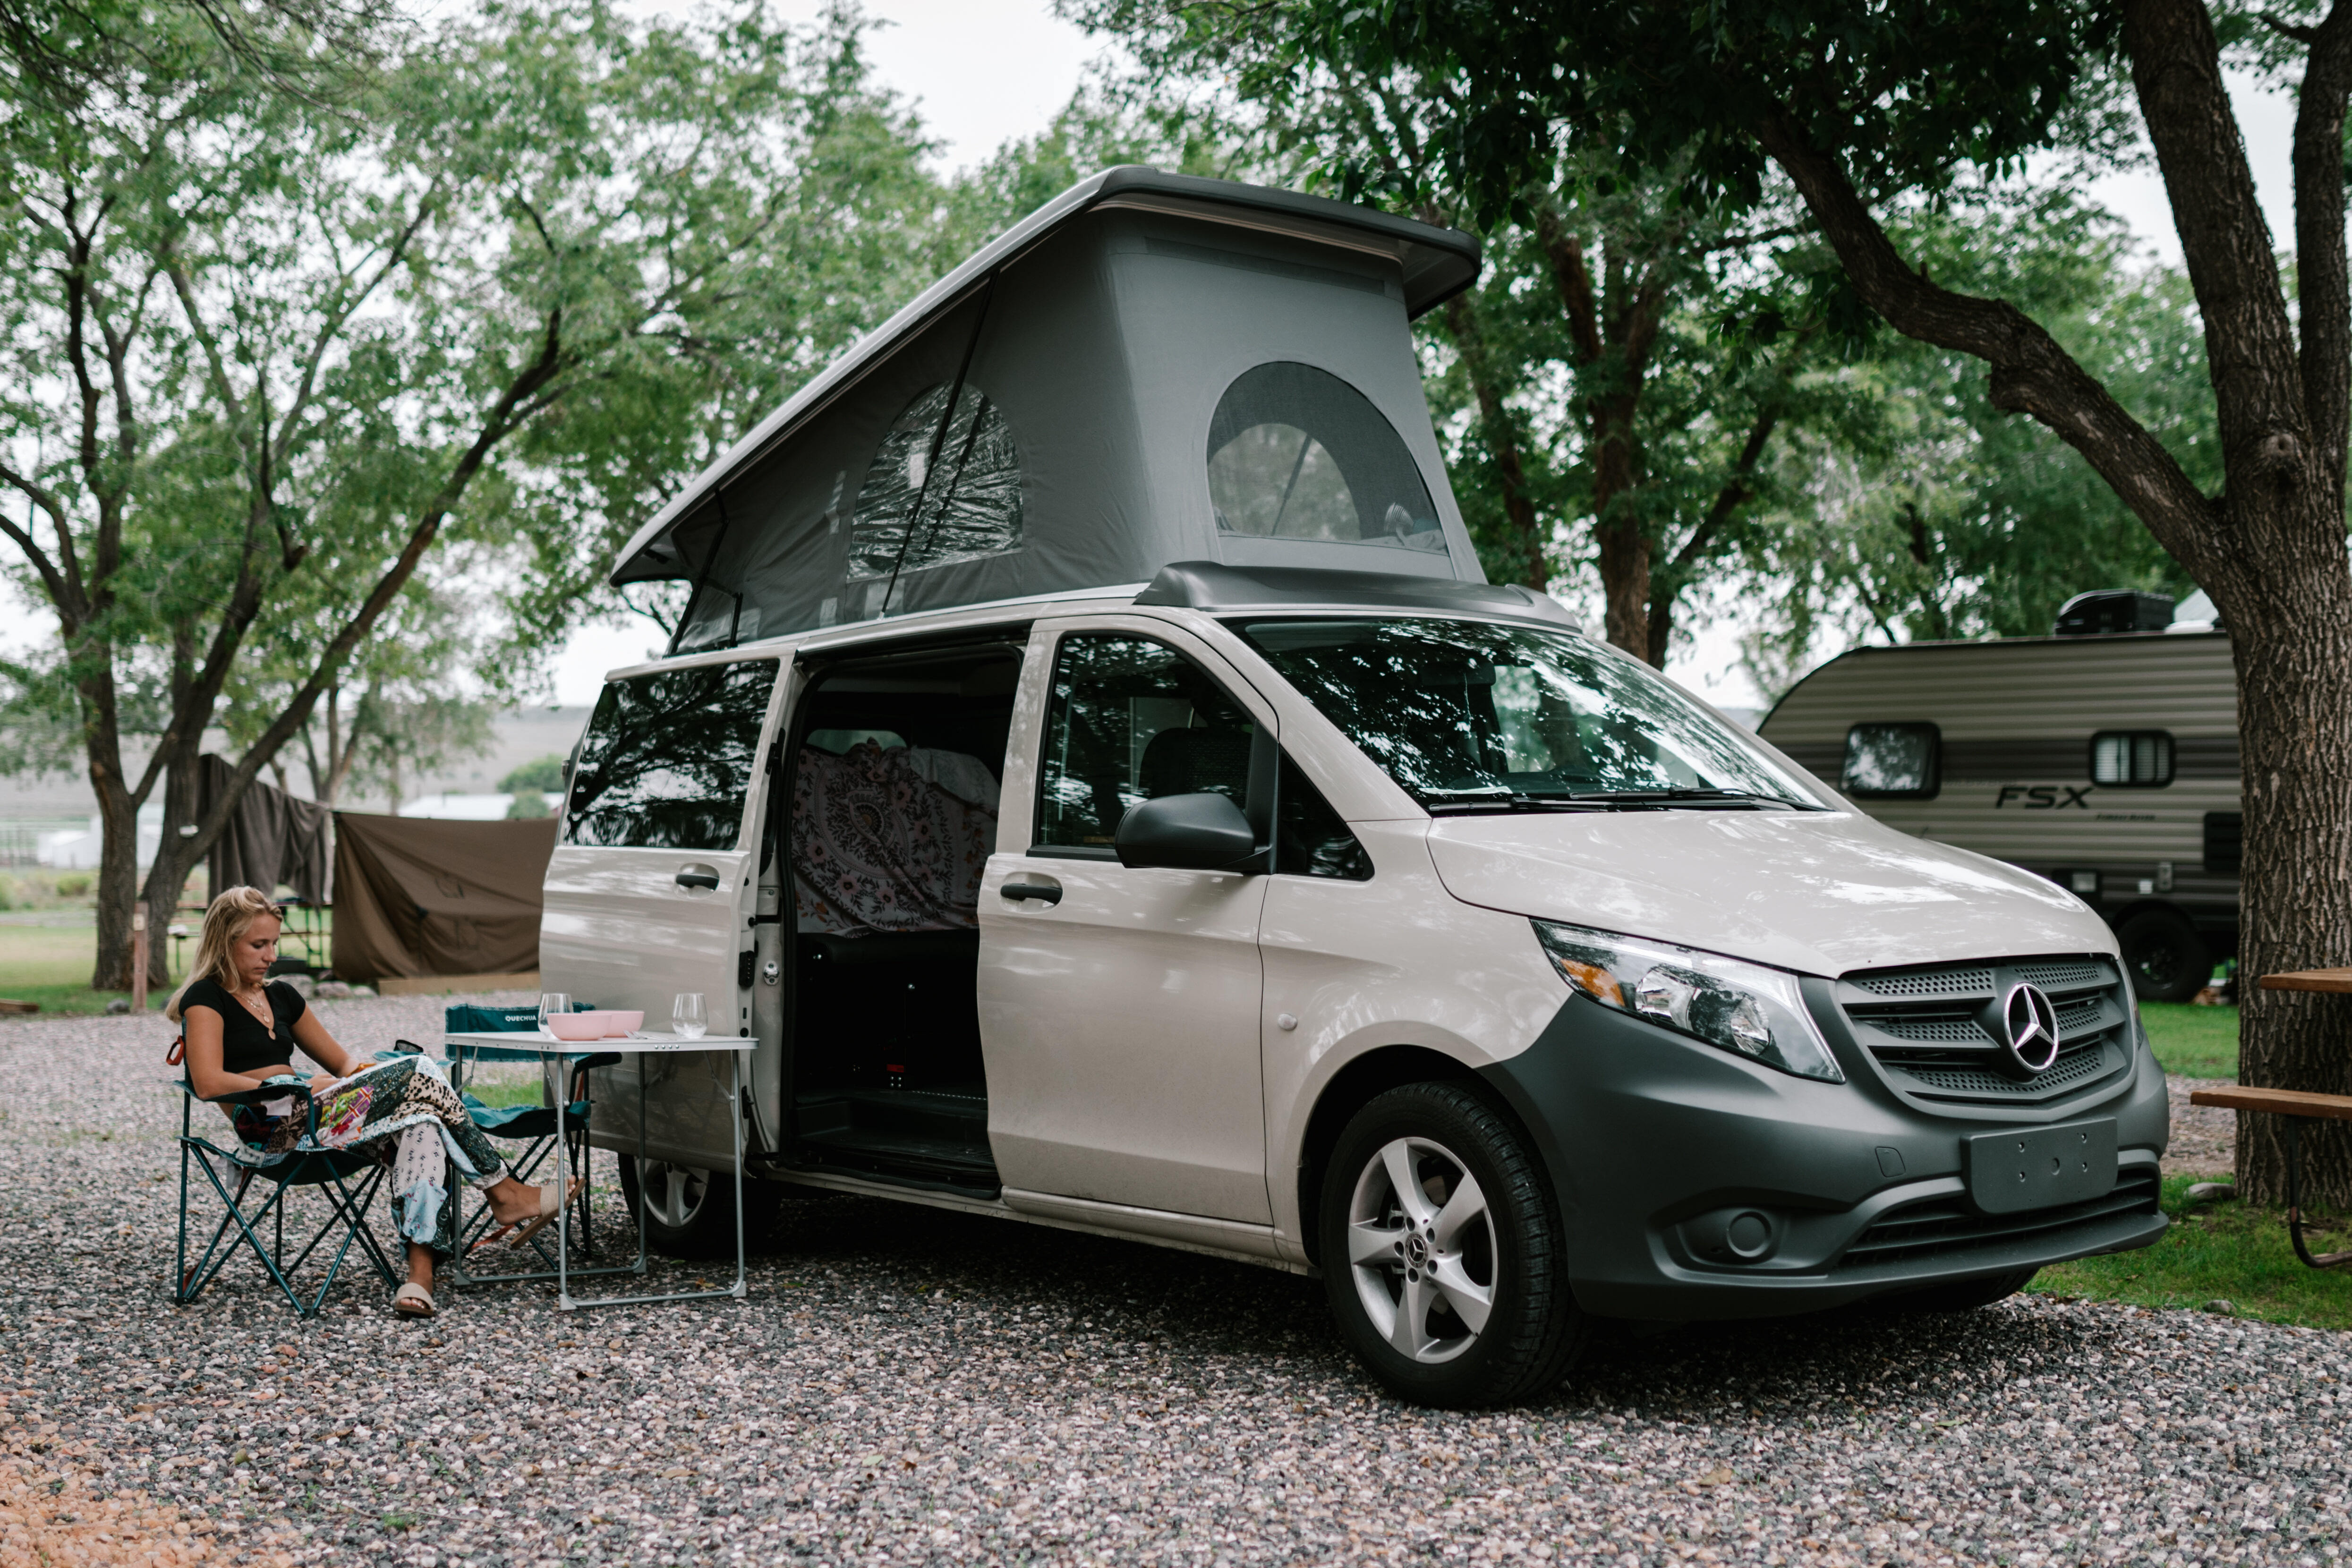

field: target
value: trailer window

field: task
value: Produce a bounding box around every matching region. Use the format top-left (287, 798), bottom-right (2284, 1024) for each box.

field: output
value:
top-left (2091, 731), bottom-right (2173, 787)
top-left (1842, 724), bottom-right (1940, 799)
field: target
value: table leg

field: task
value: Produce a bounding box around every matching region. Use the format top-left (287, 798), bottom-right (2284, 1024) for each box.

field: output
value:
top-left (2285, 1116), bottom-right (2352, 1270)
top-left (556, 1055), bottom-right (573, 1310)
top-left (731, 1051), bottom-right (746, 1300)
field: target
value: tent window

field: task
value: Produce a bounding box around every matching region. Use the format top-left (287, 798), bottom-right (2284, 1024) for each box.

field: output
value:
top-left (563, 660), bottom-right (778, 850)
top-left (847, 383), bottom-right (1023, 582)
top-left (1207, 362), bottom-right (1442, 551)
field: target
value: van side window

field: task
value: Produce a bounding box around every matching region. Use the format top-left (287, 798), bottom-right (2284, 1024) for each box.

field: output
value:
top-left (1841, 723), bottom-right (1939, 799)
top-left (564, 660), bottom-right (778, 850)
top-left (1278, 752), bottom-right (1371, 880)
top-left (2091, 731), bottom-right (2173, 787)
top-left (1036, 635), bottom-right (1256, 850)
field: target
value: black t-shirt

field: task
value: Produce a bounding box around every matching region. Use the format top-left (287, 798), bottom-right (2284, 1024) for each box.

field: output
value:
top-left (180, 976), bottom-right (308, 1077)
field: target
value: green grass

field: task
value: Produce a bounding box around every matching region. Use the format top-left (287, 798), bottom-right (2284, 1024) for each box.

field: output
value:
top-left (0, 905), bottom-right (333, 1018)
top-left (0, 916), bottom-right (169, 1017)
top-left (2140, 1000), bottom-right (2239, 1079)
top-left (2031, 1172), bottom-right (2352, 1329)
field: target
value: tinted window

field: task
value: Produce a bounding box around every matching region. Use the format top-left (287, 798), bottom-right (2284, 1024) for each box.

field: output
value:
top-left (1278, 752), bottom-right (1370, 880)
top-left (1842, 724), bottom-right (1940, 798)
top-left (1037, 635), bottom-right (1256, 849)
top-left (849, 382), bottom-right (1022, 584)
top-left (2092, 730), bottom-right (2173, 787)
top-left (564, 661), bottom-right (778, 849)
top-left (1208, 363), bottom-right (1442, 551)
top-left (1238, 618), bottom-right (1811, 810)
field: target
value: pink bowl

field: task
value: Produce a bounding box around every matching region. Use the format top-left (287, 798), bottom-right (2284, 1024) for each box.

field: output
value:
top-left (545, 1013), bottom-right (605, 1042)
top-left (597, 1010), bottom-right (644, 1038)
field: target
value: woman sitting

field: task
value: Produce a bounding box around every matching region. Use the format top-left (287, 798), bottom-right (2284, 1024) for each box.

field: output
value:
top-left (170, 885), bottom-right (571, 1319)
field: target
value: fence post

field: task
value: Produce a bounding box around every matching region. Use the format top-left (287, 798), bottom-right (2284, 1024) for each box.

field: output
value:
top-left (131, 901), bottom-right (148, 1014)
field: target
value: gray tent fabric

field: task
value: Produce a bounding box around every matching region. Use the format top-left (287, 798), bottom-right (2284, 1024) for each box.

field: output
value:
top-left (330, 812), bottom-right (557, 982)
top-left (200, 754), bottom-right (333, 903)
top-left (613, 170), bottom-right (1487, 653)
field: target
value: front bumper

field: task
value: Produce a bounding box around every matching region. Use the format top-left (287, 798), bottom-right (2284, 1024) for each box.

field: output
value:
top-left (1477, 982), bottom-right (2171, 1321)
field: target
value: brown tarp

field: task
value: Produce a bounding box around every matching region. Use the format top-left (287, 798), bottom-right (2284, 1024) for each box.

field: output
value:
top-left (330, 812), bottom-right (558, 981)
top-left (201, 754), bottom-right (333, 903)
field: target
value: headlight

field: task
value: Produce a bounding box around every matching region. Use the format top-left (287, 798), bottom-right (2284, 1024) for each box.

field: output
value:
top-left (1531, 920), bottom-right (1844, 1083)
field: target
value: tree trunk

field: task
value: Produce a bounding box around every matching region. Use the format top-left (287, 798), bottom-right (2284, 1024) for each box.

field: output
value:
top-left (87, 767), bottom-right (140, 993)
top-left (1441, 293), bottom-right (1551, 589)
top-left (1589, 393), bottom-right (1652, 659)
top-left (2224, 555), bottom-right (2352, 1205)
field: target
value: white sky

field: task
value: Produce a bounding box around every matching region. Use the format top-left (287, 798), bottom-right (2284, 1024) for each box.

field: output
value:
top-left (0, 10), bottom-right (2306, 715)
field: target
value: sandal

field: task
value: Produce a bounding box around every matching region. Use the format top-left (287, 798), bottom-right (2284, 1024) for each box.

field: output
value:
top-left (506, 1178), bottom-right (584, 1250)
top-left (393, 1282), bottom-right (435, 1318)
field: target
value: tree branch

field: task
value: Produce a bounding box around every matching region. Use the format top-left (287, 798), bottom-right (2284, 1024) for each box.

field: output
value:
top-left (2122, 0), bottom-right (2311, 507)
top-left (1752, 106), bottom-right (2224, 579)
top-left (2292, 0), bottom-right (2352, 511)
top-left (1532, 199), bottom-right (1602, 364)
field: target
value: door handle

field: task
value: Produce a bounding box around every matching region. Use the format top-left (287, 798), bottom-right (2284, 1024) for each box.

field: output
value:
top-left (675, 869), bottom-right (721, 891)
top-left (999, 879), bottom-right (1063, 906)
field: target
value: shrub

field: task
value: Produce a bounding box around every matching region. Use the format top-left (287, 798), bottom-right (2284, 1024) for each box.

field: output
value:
top-left (55, 872), bottom-right (92, 898)
top-left (504, 791), bottom-right (551, 819)
top-left (499, 754), bottom-right (568, 794)
top-left (0, 876), bottom-right (12, 911)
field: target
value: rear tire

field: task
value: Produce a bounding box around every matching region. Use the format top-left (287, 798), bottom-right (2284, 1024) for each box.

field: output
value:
top-left (1318, 1082), bottom-right (1585, 1407)
top-left (1886, 1267), bottom-right (2037, 1312)
top-left (2118, 909), bottom-right (2210, 1003)
top-left (618, 1156), bottom-right (769, 1259)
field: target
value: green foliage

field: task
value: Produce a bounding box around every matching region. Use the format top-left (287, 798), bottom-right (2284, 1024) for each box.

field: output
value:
top-left (499, 754), bottom-right (567, 795)
top-left (1279, 0), bottom-right (2118, 229)
top-left (53, 873), bottom-right (90, 898)
top-left (503, 790), bottom-right (551, 819)
top-left (1735, 188), bottom-right (2210, 690)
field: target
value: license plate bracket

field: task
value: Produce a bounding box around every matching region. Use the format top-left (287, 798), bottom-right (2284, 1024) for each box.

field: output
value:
top-left (1964, 1119), bottom-right (2118, 1215)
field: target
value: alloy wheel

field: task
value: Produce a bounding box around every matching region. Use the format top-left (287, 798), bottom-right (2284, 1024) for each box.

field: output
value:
top-left (1346, 1135), bottom-right (1498, 1364)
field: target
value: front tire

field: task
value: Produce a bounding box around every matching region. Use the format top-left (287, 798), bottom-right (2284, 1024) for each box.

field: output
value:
top-left (1318, 1082), bottom-right (1585, 1407)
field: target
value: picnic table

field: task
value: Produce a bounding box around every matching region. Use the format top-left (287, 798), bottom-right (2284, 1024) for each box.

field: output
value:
top-left (2184, 968), bottom-right (2352, 1269)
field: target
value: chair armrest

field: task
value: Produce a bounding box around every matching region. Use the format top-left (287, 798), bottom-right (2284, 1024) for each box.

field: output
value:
top-left (179, 1079), bottom-right (321, 1140)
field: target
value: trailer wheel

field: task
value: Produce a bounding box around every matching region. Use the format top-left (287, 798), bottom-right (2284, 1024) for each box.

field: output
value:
top-left (2118, 909), bottom-right (2210, 1003)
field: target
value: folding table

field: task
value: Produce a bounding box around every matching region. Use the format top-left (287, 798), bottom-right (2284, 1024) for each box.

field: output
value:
top-left (441, 1030), bottom-right (751, 1309)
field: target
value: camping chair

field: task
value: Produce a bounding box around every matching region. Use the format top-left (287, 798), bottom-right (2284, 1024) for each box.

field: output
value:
top-left (173, 1080), bottom-right (401, 1318)
top-left (443, 1004), bottom-right (618, 1285)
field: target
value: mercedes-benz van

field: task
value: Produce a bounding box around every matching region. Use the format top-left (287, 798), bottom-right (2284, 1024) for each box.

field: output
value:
top-left (542, 169), bottom-right (2167, 1407)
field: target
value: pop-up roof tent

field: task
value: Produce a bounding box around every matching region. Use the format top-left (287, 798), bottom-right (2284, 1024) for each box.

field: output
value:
top-left (610, 168), bottom-right (1489, 648)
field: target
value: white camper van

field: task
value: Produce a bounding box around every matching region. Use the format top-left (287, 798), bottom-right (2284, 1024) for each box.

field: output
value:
top-left (1758, 592), bottom-right (2239, 1004)
top-left (545, 170), bottom-right (2168, 1407)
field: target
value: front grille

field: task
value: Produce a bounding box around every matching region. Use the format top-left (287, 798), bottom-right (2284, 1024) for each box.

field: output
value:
top-left (1835, 1168), bottom-right (2160, 1270)
top-left (1834, 953), bottom-right (2133, 1106)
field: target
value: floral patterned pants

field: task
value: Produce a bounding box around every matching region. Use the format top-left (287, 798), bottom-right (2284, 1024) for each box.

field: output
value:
top-left (232, 1056), bottom-right (507, 1261)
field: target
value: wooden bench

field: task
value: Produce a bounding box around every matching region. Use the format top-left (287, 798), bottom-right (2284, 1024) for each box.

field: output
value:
top-left (2190, 991), bottom-right (2352, 1268)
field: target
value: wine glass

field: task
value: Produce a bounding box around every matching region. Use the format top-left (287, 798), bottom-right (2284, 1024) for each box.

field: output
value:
top-left (672, 992), bottom-right (707, 1040)
top-left (537, 992), bottom-right (571, 1036)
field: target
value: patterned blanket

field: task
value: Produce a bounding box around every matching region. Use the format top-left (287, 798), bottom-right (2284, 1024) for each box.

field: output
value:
top-left (793, 742), bottom-right (999, 935)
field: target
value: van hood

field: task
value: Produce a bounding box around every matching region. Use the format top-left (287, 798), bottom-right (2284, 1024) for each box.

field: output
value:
top-left (1425, 809), bottom-right (2111, 978)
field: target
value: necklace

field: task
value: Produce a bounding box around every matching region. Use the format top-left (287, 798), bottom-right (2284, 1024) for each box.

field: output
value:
top-left (231, 983), bottom-right (276, 1037)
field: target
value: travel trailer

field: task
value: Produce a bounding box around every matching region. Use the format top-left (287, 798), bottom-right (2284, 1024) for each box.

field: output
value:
top-left (544, 169), bottom-right (2167, 1407)
top-left (1758, 591), bottom-right (2238, 1004)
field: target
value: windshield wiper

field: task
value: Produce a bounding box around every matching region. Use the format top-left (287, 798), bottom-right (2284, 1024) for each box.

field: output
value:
top-left (1556, 788), bottom-right (1815, 810)
top-left (1421, 791), bottom-right (1612, 815)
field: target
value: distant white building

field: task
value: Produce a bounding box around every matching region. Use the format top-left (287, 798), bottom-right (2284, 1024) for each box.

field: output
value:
top-left (40, 803), bottom-right (163, 868)
top-left (396, 792), bottom-right (561, 821)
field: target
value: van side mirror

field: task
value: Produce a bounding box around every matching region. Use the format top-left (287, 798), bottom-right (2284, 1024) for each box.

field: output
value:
top-left (1115, 792), bottom-right (1261, 872)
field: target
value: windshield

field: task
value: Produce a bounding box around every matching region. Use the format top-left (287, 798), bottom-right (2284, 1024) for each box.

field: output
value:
top-left (1234, 618), bottom-right (1820, 811)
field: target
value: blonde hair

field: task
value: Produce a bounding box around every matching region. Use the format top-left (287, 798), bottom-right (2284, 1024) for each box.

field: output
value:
top-left (164, 886), bottom-right (281, 1023)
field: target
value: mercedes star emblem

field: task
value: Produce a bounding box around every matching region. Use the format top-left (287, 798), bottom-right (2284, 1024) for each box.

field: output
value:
top-left (1999, 982), bottom-right (2062, 1074)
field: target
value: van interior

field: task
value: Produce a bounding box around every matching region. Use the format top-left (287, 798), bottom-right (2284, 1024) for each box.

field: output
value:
top-left (779, 640), bottom-right (1022, 1194)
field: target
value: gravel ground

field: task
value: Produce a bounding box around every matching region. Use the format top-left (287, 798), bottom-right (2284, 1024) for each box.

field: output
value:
top-left (4, 1002), bottom-right (2347, 1567)
top-left (2168, 1079), bottom-right (2238, 1178)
